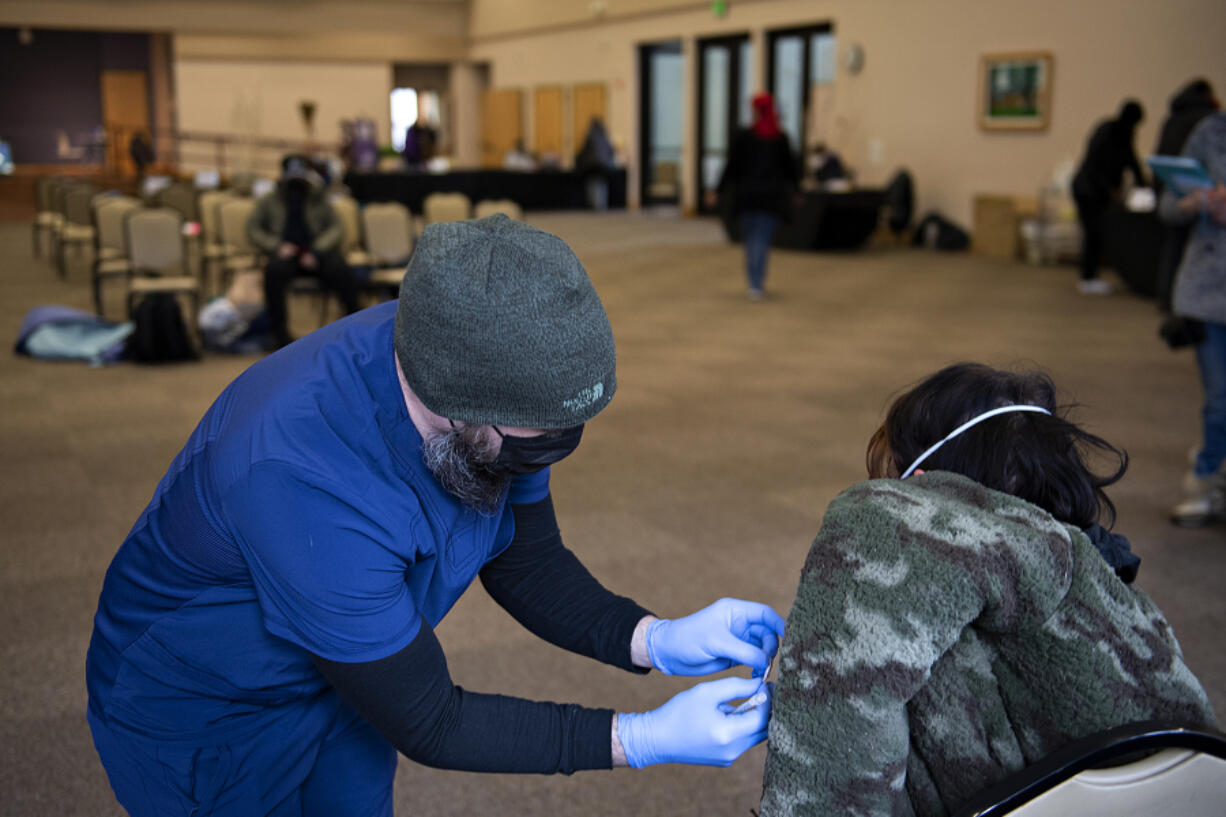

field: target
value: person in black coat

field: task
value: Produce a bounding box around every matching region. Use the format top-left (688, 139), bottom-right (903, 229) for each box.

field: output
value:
top-left (1071, 100), bottom-right (1147, 294)
top-left (1154, 79), bottom-right (1219, 310)
top-left (708, 93), bottom-right (799, 301)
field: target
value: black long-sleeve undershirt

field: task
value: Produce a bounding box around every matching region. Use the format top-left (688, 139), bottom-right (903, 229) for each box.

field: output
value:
top-left (312, 495), bottom-right (652, 774)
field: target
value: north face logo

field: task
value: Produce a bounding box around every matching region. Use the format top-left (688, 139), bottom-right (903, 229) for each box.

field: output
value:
top-left (562, 382), bottom-right (603, 411)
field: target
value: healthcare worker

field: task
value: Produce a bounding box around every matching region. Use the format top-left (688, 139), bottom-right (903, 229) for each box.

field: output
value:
top-left (86, 214), bottom-right (785, 816)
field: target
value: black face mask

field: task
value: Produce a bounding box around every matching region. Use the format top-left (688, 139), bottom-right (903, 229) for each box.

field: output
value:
top-left (492, 424), bottom-right (584, 475)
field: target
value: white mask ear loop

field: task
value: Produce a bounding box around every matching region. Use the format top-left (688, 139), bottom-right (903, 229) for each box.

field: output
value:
top-left (899, 405), bottom-right (1052, 479)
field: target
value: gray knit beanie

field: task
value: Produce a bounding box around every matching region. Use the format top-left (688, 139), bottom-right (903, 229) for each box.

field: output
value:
top-left (394, 214), bottom-right (616, 429)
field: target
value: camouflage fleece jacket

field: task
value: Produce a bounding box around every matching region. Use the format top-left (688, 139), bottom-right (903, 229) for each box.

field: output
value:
top-left (760, 471), bottom-right (1217, 817)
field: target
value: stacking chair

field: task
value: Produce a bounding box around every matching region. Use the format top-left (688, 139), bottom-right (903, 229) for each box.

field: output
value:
top-left (217, 197), bottom-right (261, 282)
top-left (156, 182), bottom-right (200, 224)
top-left (198, 189), bottom-right (238, 292)
top-left (55, 184), bottom-right (100, 278)
top-left (953, 721), bottom-right (1226, 817)
top-left (422, 191), bottom-right (472, 228)
top-left (329, 194), bottom-right (373, 268)
top-left (91, 195), bottom-right (142, 316)
top-left (360, 202), bottom-right (414, 293)
top-left (124, 207), bottom-right (200, 320)
top-left (31, 176), bottom-right (64, 259)
top-left (474, 198), bottom-right (524, 220)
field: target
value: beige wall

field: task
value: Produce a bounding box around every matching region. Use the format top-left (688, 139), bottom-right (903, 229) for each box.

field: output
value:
top-left (174, 58), bottom-right (394, 168)
top-left (0, 0), bottom-right (467, 61)
top-left (471, 0), bottom-right (1226, 222)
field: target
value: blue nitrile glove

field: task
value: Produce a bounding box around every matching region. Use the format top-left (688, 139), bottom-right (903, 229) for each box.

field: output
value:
top-left (617, 676), bottom-right (773, 768)
top-left (646, 597), bottom-right (786, 676)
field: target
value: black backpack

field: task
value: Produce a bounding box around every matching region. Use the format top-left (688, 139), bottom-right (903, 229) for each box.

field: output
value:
top-left (127, 292), bottom-right (200, 363)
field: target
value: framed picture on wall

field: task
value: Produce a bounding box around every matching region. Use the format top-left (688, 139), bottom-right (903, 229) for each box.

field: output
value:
top-left (978, 51), bottom-right (1053, 131)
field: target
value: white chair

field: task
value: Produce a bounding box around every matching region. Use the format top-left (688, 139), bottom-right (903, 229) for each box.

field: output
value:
top-left (474, 199), bottom-right (524, 220)
top-left (952, 722), bottom-right (1226, 817)
top-left (91, 196), bottom-right (142, 316)
top-left (422, 192), bottom-right (472, 228)
top-left (329, 194), bottom-right (373, 268)
top-left (124, 207), bottom-right (200, 320)
top-left (360, 202), bottom-right (415, 292)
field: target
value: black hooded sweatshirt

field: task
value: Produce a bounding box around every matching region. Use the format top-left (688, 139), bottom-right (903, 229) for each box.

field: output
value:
top-left (1153, 81), bottom-right (1218, 196)
top-left (1072, 104), bottom-right (1146, 202)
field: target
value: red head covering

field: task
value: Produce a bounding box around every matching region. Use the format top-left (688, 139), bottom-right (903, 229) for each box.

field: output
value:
top-left (751, 92), bottom-right (782, 139)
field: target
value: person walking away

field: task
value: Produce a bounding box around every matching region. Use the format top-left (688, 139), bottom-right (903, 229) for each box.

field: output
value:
top-left (1154, 80), bottom-right (1219, 311)
top-left (247, 154), bottom-right (360, 349)
top-left (1159, 111), bottom-right (1226, 526)
top-left (1070, 100), bottom-right (1147, 295)
top-left (707, 93), bottom-right (799, 301)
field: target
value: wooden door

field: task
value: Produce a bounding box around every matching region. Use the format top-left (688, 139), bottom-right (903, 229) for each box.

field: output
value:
top-left (480, 88), bottom-right (523, 168)
top-left (533, 86), bottom-right (565, 161)
top-left (101, 70), bottom-right (150, 176)
top-left (572, 83), bottom-right (607, 162)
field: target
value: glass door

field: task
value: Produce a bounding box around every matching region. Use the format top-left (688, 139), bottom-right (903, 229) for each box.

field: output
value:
top-left (638, 40), bottom-right (684, 206)
top-left (696, 34), bottom-right (752, 214)
top-left (767, 24), bottom-right (835, 158)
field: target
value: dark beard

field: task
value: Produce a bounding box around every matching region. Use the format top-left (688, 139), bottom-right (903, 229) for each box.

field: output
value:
top-left (420, 424), bottom-right (511, 516)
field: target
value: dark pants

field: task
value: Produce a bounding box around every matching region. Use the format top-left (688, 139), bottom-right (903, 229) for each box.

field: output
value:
top-left (1072, 190), bottom-right (1108, 282)
top-left (89, 699), bottom-right (396, 816)
top-left (264, 250), bottom-right (360, 345)
top-left (1156, 224), bottom-right (1192, 312)
top-left (739, 210), bottom-right (780, 292)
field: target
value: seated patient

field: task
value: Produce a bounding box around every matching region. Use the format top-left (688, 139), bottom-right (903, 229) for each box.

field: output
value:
top-left (760, 363), bottom-right (1218, 817)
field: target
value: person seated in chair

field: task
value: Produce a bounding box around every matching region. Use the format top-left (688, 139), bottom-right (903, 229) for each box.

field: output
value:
top-left (247, 154), bottom-right (360, 349)
top-left (760, 363), bottom-right (1217, 817)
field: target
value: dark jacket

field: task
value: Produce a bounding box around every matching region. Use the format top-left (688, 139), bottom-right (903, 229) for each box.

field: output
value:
top-left (1072, 117), bottom-right (1145, 202)
top-left (575, 121), bottom-right (615, 176)
top-left (246, 185), bottom-right (342, 254)
top-left (716, 129), bottom-right (799, 217)
top-left (1157, 81), bottom-right (1218, 157)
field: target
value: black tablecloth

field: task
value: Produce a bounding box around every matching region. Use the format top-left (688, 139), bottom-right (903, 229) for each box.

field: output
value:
top-left (720, 189), bottom-right (884, 250)
top-left (1102, 204), bottom-right (1162, 298)
top-left (343, 169), bottom-right (627, 213)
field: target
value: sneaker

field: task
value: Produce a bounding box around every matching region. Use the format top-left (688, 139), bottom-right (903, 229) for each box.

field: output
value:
top-left (1077, 278), bottom-right (1114, 295)
top-left (747, 287), bottom-right (764, 302)
top-left (1170, 472), bottom-right (1226, 528)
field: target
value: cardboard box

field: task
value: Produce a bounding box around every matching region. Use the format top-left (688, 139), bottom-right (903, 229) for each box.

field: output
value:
top-left (972, 194), bottom-right (1038, 259)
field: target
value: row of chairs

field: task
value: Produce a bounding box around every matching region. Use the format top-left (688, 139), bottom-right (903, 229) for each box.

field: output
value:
top-left (33, 173), bottom-right (526, 327)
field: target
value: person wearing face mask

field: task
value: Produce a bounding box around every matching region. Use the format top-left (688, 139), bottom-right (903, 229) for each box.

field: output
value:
top-left (86, 214), bottom-right (785, 816)
top-left (247, 154), bottom-right (361, 349)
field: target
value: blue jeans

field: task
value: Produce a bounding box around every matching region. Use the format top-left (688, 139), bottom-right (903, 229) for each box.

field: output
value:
top-left (1194, 321), bottom-right (1226, 477)
top-left (739, 211), bottom-right (779, 292)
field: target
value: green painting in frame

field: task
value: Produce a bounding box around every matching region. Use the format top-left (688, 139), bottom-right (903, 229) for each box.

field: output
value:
top-left (978, 51), bottom-right (1053, 131)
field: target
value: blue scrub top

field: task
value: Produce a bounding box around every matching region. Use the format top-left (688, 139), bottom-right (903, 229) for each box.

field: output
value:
top-left (86, 302), bottom-right (550, 743)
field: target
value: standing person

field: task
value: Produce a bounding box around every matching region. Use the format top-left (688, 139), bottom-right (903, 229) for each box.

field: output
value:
top-left (1160, 111), bottom-right (1226, 527)
top-left (575, 118), bottom-right (616, 210)
top-left (247, 154), bottom-right (360, 350)
top-left (1154, 79), bottom-right (1219, 311)
top-left (86, 214), bottom-right (785, 816)
top-left (1070, 100), bottom-right (1147, 295)
top-left (707, 92), bottom-right (799, 302)
top-left (128, 131), bottom-right (154, 179)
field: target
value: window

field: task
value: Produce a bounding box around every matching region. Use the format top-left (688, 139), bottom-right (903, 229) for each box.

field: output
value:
top-left (389, 88), bottom-right (418, 152)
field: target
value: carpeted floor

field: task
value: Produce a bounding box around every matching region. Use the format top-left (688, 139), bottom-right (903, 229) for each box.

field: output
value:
top-left (1, 212), bottom-right (1221, 816)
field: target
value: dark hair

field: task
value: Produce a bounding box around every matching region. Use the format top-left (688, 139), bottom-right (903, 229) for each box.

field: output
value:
top-left (866, 363), bottom-right (1128, 529)
top-left (1119, 99), bottom-right (1144, 126)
